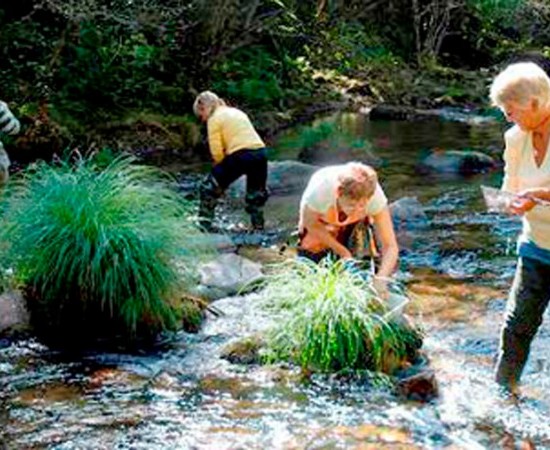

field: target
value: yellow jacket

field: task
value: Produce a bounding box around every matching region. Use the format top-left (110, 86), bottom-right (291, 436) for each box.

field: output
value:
top-left (207, 106), bottom-right (265, 164)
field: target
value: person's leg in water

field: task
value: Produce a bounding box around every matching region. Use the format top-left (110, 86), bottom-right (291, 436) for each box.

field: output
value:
top-left (198, 152), bottom-right (248, 231)
top-left (244, 148), bottom-right (269, 230)
top-left (198, 173), bottom-right (224, 231)
top-left (495, 256), bottom-right (550, 393)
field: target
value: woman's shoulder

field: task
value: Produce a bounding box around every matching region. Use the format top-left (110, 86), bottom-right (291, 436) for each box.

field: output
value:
top-left (504, 124), bottom-right (527, 146)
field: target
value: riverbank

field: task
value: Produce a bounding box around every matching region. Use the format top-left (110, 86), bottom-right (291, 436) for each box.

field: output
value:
top-left (8, 61), bottom-right (502, 173)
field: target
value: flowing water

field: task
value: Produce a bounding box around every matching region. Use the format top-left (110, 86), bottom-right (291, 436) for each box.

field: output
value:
top-left (2, 112), bottom-right (550, 449)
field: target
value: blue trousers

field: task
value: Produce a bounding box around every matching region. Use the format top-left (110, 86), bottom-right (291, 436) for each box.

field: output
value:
top-left (495, 256), bottom-right (550, 389)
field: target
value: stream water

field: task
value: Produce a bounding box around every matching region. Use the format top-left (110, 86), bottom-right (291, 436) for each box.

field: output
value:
top-left (2, 112), bottom-right (550, 449)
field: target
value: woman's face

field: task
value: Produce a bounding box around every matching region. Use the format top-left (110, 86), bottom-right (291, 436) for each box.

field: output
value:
top-left (197, 104), bottom-right (209, 122)
top-left (337, 196), bottom-right (368, 216)
top-left (501, 100), bottom-right (537, 131)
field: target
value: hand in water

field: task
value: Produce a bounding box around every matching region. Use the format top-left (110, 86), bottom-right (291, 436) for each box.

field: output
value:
top-left (373, 276), bottom-right (389, 301)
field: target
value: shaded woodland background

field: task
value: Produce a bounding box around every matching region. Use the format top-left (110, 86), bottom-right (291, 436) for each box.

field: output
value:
top-left (1, 0), bottom-right (549, 161)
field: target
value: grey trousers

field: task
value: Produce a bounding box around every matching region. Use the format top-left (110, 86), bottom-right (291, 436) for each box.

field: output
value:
top-left (495, 256), bottom-right (550, 390)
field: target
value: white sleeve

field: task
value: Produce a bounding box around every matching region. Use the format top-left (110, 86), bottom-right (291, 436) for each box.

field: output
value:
top-left (301, 171), bottom-right (334, 213)
top-left (501, 127), bottom-right (522, 193)
top-left (365, 183), bottom-right (388, 216)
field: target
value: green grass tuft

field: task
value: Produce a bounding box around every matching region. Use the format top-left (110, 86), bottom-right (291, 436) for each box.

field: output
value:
top-left (261, 258), bottom-right (422, 374)
top-left (0, 155), bottom-right (213, 345)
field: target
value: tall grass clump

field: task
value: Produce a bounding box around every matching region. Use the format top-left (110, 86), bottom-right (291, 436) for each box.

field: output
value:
top-left (0, 156), bottom-right (212, 346)
top-left (261, 258), bottom-right (422, 374)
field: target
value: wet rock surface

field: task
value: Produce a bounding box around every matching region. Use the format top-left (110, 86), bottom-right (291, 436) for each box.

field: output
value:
top-left (197, 253), bottom-right (263, 299)
top-left (227, 160), bottom-right (319, 197)
top-left (369, 104), bottom-right (498, 125)
top-left (0, 291), bottom-right (29, 335)
top-left (419, 149), bottom-right (497, 175)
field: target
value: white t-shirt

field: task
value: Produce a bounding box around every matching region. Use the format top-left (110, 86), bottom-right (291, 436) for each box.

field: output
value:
top-left (502, 125), bottom-right (550, 250)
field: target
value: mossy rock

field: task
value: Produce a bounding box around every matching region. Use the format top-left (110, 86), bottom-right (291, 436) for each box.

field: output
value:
top-left (221, 335), bottom-right (265, 365)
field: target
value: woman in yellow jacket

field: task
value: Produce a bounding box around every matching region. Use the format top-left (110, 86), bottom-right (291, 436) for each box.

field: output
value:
top-left (193, 91), bottom-right (268, 231)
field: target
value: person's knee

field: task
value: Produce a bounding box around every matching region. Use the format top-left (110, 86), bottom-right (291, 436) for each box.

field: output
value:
top-left (245, 189), bottom-right (269, 210)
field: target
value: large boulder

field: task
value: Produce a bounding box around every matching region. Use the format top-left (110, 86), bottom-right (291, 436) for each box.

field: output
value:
top-left (196, 253), bottom-right (263, 300)
top-left (227, 160), bottom-right (319, 198)
top-left (419, 150), bottom-right (496, 175)
top-left (0, 291), bottom-right (30, 335)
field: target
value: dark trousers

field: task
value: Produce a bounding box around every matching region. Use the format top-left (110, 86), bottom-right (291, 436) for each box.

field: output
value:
top-left (495, 256), bottom-right (550, 390)
top-left (199, 148), bottom-right (268, 230)
top-left (297, 220), bottom-right (378, 265)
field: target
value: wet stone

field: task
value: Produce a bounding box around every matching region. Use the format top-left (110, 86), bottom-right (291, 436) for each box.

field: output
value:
top-left (220, 336), bottom-right (264, 365)
top-left (396, 369), bottom-right (439, 402)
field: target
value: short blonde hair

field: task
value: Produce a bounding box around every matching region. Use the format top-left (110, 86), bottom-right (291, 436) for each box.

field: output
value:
top-left (490, 62), bottom-right (550, 108)
top-left (337, 162), bottom-right (377, 201)
top-left (193, 91), bottom-right (226, 118)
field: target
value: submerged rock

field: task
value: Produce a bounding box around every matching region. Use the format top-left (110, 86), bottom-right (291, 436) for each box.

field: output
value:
top-left (0, 291), bottom-right (30, 335)
top-left (420, 150), bottom-right (496, 175)
top-left (397, 368), bottom-right (439, 402)
top-left (390, 197), bottom-right (429, 230)
top-left (389, 197), bottom-right (430, 252)
top-left (221, 335), bottom-right (264, 365)
top-left (369, 104), bottom-right (497, 125)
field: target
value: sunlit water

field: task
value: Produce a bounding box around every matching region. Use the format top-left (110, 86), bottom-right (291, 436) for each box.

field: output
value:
top-left (2, 112), bottom-right (550, 449)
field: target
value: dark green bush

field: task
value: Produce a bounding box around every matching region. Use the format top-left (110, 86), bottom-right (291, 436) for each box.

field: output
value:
top-left (0, 156), bottom-right (213, 346)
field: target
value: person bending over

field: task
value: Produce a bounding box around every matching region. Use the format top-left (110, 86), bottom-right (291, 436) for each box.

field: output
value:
top-left (298, 162), bottom-right (399, 297)
top-left (490, 62), bottom-right (550, 393)
top-left (193, 91), bottom-right (268, 231)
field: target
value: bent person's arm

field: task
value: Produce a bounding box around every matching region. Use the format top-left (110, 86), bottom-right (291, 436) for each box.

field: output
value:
top-left (206, 115), bottom-right (224, 165)
top-left (302, 205), bottom-right (351, 259)
top-left (371, 206), bottom-right (399, 279)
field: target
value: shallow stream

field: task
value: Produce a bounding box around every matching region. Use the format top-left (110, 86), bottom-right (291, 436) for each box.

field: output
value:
top-left (2, 112), bottom-right (550, 449)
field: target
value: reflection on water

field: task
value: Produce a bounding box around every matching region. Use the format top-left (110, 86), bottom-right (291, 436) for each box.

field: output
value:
top-left (3, 113), bottom-right (550, 449)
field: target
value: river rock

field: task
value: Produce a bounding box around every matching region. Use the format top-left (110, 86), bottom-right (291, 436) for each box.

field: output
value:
top-left (0, 291), bottom-right (30, 335)
top-left (197, 253), bottom-right (263, 298)
top-left (389, 197), bottom-right (430, 252)
top-left (369, 104), bottom-right (497, 125)
top-left (227, 160), bottom-right (319, 198)
top-left (390, 197), bottom-right (429, 230)
top-left (420, 150), bottom-right (496, 175)
top-left (396, 369), bottom-right (439, 402)
top-left (221, 335), bottom-right (264, 365)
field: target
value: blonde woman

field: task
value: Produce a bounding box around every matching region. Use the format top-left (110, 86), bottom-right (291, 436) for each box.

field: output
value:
top-left (298, 162), bottom-right (399, 297)
top-left (193, 91), bottom-right (268, 231)
top-left (490, 62), bottom-right (550, 393)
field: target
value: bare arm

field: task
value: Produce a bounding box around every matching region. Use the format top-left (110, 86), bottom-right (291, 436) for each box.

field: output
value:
top-left (510, 187), bottom-right (550, 214)
top-left (371, 206), bottom-right (399, 278)
top-left (302, 205), bottom-right (352, 259)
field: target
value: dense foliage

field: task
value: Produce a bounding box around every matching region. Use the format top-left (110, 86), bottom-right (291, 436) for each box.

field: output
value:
top-left (261, 259), bottom-right (422, 374)
top-left (0, 155), bottom-right (212, 346)
top-left (1, 1), bottom-right (548, 156)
